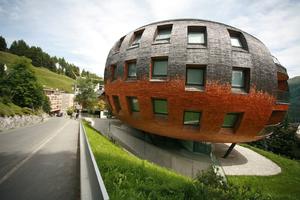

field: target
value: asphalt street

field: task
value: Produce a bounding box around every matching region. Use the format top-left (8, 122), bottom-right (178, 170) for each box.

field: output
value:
top-left (0, 117), bottom-right (80, 200)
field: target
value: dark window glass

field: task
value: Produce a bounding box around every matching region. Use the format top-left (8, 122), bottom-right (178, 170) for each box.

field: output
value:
top-left (113, 96), bottom-right (121, 112)
top-left (153, 99), bottom-right (168, 115)
top-left (128, 97), bottom-right (139, 112)
top-left (152, 59), bottom-right (168, 77)
top-left (127, 62), bottom-right (137, 78)
top-left (222, 113), bottom-right (240, 128)
top-left (188, 26), bottom-right (206, 44)
top-left (186, 68), bottom-right (205, 86)
top-left (232, 69), bottom-right (245, 88)
top-left (131, 30), bottom-right (143, 48)
top-left (184, 111), bottom-right (201, 126)
top-left (155, 25), bottom-right (172, 42)
top-left (111, 65), bottom-right (117, 81)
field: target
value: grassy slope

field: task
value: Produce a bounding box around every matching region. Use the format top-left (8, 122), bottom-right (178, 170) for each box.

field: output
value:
top-left (83, 121), bottom-right (192, 200)
top-left (0, 51), bottom-right (75, 93)
top-left (288, 76), bottom-right (300, 121)
top-left (228, 145), bottom-right (300, 200)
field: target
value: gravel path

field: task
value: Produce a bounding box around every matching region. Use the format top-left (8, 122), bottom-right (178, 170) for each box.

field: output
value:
top-left (213, 143), bottom-right (281, 176)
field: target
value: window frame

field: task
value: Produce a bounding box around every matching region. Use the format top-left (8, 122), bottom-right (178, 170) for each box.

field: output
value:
top-left (222, 112), bottom-right (242, 129)
top-left (151, 57), bottom-right (168, 78)
top-left (228, 29), bottom-right (248, 51)
top-left (183, 110), bottom-right (202, 126)
top-left (187, 26), bottom-right (207, 45)
top-left (185, 65), bottom-right (206, 87)
top-left (115, 36), bottom-right (125, 52)
top-left (231, 67), bottom-right (250, 93)
top-left (126, 60), bottom-right (137, 79)
top-left (111, 64), bottom-right (117, 81)
top-left (130, 29), bottom-right (144, 48)
top-left (127, 96), bottom-right (139, 112)
top-left (112, 95), bottom-right (121, 113)
top-left (154, 24), bottom-right (173, 43)
top-left (152, 98), bottom-right (168, 115)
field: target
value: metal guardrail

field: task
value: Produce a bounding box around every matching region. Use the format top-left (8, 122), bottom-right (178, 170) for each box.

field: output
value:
top-left (80, 122), bottom-right (109, 200)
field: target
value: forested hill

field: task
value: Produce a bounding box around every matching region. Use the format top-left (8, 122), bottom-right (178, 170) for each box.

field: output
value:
top-left (0, 51), bottom-right (75, 93)
top-left (0, 35), bottom-right (100, 80)
top-left (288, 76), bottom-right (300, 122)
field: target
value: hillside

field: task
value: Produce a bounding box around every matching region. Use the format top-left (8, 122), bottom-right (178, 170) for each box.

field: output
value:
top-left (0, 51), bottom-right (75, 93)
top-left (288, 76), bottom-right (300, 122)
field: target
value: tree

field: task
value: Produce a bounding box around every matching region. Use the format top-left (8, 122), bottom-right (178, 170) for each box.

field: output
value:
top-left (0, 36), bottom-right (7, 51)
top-left (9, 40), bottom-right (30, 56)
top-left (75, 77), bottom-right (98, 110)
top-left (4, 59), bottom-right (45, 109)
top-left (42, 95), bottom-right (51, 113)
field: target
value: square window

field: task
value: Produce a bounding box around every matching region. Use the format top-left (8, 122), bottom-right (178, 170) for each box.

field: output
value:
top-left (155, 25), bottom-right (172, 42)
top-left (188, 26), bottom-right (206, 44)
top-left (184, 111), bottom-right (201, 126)
top-left (222, 113), bottom-right (241, 128)
top-left (127, 62), bottom-right (137, 78)
top-left (186, 67), bottom-right (205, 86)
top-left (153, 99), bottom-right (168, 115)
top-left (115, 36), bottom-right (125, 52)
top-left (228, 29), bottom-right (247, 50)
top-left (113, 96), bottom-right (121, 112)
top-left (232, 70), bottom-right (245, 88)
top-left (111, 65), bottom-right (117, 81)
top-left (230, 37), bottom-right (242, 47)
top-left (128, 97), bottom-right (139, 112)
top-left (152, 58), bottom-right (168, 78)
top-left (131, 30), bottom-right (143, 48)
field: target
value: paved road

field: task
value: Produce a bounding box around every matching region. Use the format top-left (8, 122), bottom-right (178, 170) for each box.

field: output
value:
top-left (0, 118), bottom-right (80, 200)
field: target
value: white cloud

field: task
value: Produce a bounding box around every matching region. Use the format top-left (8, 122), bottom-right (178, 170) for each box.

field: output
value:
top-left (0, 0), bottom-right (299, 77)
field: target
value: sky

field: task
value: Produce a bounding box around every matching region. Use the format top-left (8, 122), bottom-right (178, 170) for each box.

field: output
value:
top-left (0, 0), bottom-right (299, 78)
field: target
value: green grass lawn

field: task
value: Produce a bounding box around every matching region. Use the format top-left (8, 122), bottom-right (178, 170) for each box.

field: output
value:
top-left (83, 121), bottom-right (192, 200)
top-left (0, 51), bottom-right (75, 93)
top-left (228, 145), bottom-right (300, 200)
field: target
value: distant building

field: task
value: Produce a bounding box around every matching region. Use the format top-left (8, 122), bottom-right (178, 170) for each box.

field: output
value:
top-left (61, 93), bottom-right (75, 111)
top-left (44, 88), bottom-right (62, 113)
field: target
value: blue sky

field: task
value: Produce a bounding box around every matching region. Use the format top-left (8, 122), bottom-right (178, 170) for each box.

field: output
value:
top-left (0, 0), bottom-right (299, 77)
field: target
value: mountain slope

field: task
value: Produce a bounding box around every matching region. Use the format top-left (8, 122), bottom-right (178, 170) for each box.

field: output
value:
top-left (288, 76), bottom-right (300, 122)
top-left (0, 51), bottom-right (75, 93)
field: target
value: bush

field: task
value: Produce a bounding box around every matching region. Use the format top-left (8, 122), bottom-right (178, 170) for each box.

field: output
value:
top-left (249, 124), bottom-right (300, 159)
top-left (67, 107), bottom-right (74, 116)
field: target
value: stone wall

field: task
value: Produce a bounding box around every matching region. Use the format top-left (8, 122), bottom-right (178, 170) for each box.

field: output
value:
top-left (0, 114), bottom-right (48, 131)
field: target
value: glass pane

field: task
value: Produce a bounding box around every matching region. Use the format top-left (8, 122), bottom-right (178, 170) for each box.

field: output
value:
top-left (222, 113), bottom-right (239, 128)
top-left (188, 32), bottom-right (204, 44)
top-left (130, 97), bottom-right (139, 112)
top-left (128, 63), bottom-right (136, 77)
top-left (113, 66), bottom-right (118, 80)
top-left (113, 96), bottom-right (121, 111)
top-left (232, 70), bottom-right (244, 88)
top-left (187, 68), bottom-right (204, 85)
top-left (153, 99), bottom-right (168, 114)
top-left (184, 111), bottom-right (201, 125)
top-left (153, 60), bottom-right (168, 76)
top-left (231, 37), bottom-right (242, 47)
top-left (156, 29), bottom-right (171, 40)
top-left (132, 34), bottom-right (141, 46)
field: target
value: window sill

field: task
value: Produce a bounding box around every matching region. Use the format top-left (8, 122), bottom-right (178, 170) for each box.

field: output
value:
top-left (232, 47), bottom-right (248, 53)
top-left (185, 85), bottom-right (205, 92)
top-left (183, 125), bottom-right (200, 131)
top-left (127, 46), bottom-right (139, 50)
top-left (152, 40), bottom-right (170, 45)
top-left (231, 88), bottom-right (248, 95)
top-left (187, 43), bottom-right (207, 49)
top-left (220, 127), bottom-right (235, 134)
top-left (150, 78), bottom-right (168, 82)
top-left (154, 114), bottom-right (168, 120)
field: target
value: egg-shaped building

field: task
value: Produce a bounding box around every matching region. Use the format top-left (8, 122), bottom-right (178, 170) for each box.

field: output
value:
top-left (104, 19), bottom-right (289, 143)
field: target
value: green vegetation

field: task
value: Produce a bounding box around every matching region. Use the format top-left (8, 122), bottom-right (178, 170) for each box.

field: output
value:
top-left (0, 51), bottom-right (75, 92)
top-left (83, 121), bottom-right (268, 200)
top-left (229, 145), bottom-right (300, 200)
top-left (249, 124), bottom-right (300, 159)
top-left (75, 77), bottom-right (98, 110)
top-left (288, 76), bottom-right (300, 122)
top-left (0, 102), bottom-right (33, 116)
